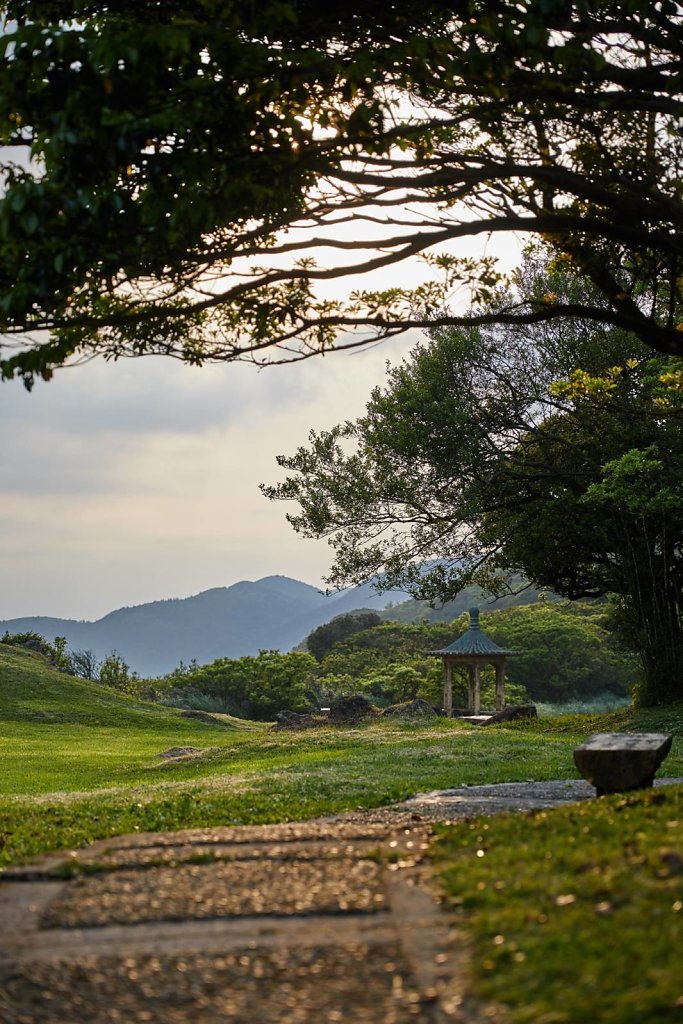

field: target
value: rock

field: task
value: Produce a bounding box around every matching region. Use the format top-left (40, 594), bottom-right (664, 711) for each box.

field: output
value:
top-left (273, 710), bottom-right (320, 730)
top-left (573, 732), bottom-right (673, 795)
top-left (156, 747), bottom-right (201, 759)
top-left (328, 694), bottom-right (378, 724)
top-left (20, 639), bottom-right (44, 653)
top-left (477, 704), bottom-right (538, 726)
top-left (382, 699), bottom-right (437, 719)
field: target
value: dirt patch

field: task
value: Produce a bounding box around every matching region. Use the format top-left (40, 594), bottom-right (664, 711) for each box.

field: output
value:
top-left (156, 747), bottom-right (201, 759)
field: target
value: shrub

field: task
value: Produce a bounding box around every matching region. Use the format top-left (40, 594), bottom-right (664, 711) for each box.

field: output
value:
top-left (98, 651), bottom-right (139, 693)
top-left (148, 650), bottom-right (318, 721)
top-left (1, 631), bottom-right (71, 672)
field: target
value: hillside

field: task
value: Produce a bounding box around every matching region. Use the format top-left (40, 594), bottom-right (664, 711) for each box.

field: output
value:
top-left (0, 643), bottom-right (256, 795)
top-left (380, 581), bottom-right (557, 624)
top-left (0, 643), bottom-right (238, 731)
top-left (0, 575), bottom-right (406, 677)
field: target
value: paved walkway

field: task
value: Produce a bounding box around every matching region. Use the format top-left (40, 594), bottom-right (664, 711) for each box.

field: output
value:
top-left (1, 779), bottom-right (680, 1023)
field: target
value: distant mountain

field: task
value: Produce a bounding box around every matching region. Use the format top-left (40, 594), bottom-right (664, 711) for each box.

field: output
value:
top-left (0, 575), bottom-right (407, 677)
top-left (380, 581), bottom-right (558, 624)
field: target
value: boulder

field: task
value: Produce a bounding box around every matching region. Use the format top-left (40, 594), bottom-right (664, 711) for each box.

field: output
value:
top-left (328, 694), bottom-right (378, 724)
top-left (273, 710), bottom-right (320, 730)
top-left (382, 699), bottom-right (437, 719)
top-left (477, 704), bottom-right (538, 726)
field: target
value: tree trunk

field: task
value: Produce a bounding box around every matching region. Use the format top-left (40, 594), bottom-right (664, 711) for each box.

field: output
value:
top-left (622, 532), bottom-right (683, 705)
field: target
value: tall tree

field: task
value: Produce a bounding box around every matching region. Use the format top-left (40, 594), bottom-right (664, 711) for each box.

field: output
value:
top-left (1, 2), bottom-right (682, 386)
top-left (264, 259), bottom-right (683, 703)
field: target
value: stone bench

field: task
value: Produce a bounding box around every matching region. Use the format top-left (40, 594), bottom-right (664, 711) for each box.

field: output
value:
top-left (573, 732), bottom-right (673, 796)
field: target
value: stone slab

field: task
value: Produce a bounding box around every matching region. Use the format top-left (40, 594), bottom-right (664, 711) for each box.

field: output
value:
top-left (402, 777), bottom-right (683, 817)
top-left (3, 839), bottom-right (388, 879)
top-left (0, 943), bottom-right (429, 1024)
top-left (573, 732), bottom-right (673, 794)
top-left (0, 819), bottom-right (473, 1024)
top-left (40, 858), bottom-right (387, 929)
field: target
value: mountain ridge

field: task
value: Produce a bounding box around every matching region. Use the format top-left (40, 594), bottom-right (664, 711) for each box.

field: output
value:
top-left (0, 575), bottom-right (406, 676)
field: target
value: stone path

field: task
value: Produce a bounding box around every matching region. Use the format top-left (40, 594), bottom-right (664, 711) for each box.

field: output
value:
top-left (1, 778), bottom-right (680, 1023)
top-left (0, 819), bottom-right (478, 1024)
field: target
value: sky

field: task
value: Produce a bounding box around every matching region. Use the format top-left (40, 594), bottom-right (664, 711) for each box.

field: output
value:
top-left (1, 333), bottom-right (422, 621)
top-left (1, 215), bottom-right (522, 623)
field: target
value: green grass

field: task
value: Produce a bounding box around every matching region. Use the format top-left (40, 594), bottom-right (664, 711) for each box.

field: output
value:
top-left (433, 785), bottom-right (683, 1023)
top-left (1, 644), bottom-right (682, 871)
top-left (0, 644), bottom-right (260, 793)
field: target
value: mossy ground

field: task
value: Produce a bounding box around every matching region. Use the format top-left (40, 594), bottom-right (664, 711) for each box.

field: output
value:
top-left (434, 785), bottom-right (683, 1023)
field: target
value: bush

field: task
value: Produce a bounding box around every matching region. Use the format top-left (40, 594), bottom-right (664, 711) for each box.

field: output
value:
top-left (149, 650), bottom-right (318, 721)
top-left (1, 631), bottom-right (70, 672)
top-left (357, 665), bottom-right (424, 706)
top-left (99, 651), bottom-right (139, 693)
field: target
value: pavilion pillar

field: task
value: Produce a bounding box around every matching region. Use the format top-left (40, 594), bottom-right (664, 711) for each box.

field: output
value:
top-left (467, 665), bottom-right (475, 712)
top-left (443, 661), bottom-right (453, 717)
top-left (472, 663), bottom-right (481, 714)
top-left (495, 662), bottom-right (506, 712)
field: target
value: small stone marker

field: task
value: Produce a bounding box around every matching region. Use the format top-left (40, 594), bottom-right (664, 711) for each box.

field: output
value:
top-left (573, 732), bottom-right (673, 795)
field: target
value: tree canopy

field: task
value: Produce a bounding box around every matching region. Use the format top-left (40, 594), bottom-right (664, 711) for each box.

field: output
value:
top-left (305, 610), bottom-right (382, 662)
top-left (317, 604), bottom-right (634, 706)
top-left (264, 258), bottom-right (683, 702)
top-left (1, 1), bottom-right (682, 385)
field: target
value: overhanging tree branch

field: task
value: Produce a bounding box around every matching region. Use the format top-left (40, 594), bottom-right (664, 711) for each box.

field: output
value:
top-left (1, 1), bottom-right (682, 385)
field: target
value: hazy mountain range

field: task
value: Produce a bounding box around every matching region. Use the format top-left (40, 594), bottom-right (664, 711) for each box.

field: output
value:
top-left (0, 575), bottom-right (407, 677)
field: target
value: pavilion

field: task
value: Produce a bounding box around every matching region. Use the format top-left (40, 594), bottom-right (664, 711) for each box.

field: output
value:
top-left (429, 607), bottom-right (520, 716)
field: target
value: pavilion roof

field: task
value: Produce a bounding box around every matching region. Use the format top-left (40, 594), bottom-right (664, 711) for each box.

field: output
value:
top-left (428, 607), bottom-right (520, 657)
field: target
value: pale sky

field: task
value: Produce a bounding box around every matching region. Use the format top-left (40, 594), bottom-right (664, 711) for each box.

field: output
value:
top-left (1, 335), bottom-right (418, 620)
top-left (1, 223), bottom-right (522, 622)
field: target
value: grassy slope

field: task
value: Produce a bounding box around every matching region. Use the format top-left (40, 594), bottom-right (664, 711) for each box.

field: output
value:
top-left (0, 645), bottom-right (259, 794)
top-left (1, 644), bottom-right (681, 865)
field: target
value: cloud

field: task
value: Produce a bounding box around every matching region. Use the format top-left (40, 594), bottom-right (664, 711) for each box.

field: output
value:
top-left (1, 355), bottom-right (319, 436)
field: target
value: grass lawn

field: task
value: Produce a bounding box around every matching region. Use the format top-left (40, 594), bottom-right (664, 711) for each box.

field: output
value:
top-left (2, 643), bottom-right (682, 1021)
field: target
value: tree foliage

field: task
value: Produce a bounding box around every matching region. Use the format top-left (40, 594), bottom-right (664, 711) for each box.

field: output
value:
top-left (305, 610), bottom-right (382, 661)
top-left (315, 603), bottom-right (633, 706)
top-left (1, 2), bottom-right (682, 385)
top-left (153, 649), bottom-right (317, 720)
top-left (266, 259), bottom-right (683, 702)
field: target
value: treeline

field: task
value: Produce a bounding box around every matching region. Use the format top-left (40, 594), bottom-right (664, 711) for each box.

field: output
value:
top-left (4, 601), bottom-right (636, 721)
top-left (142, 601), bottom-right (635, 719)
